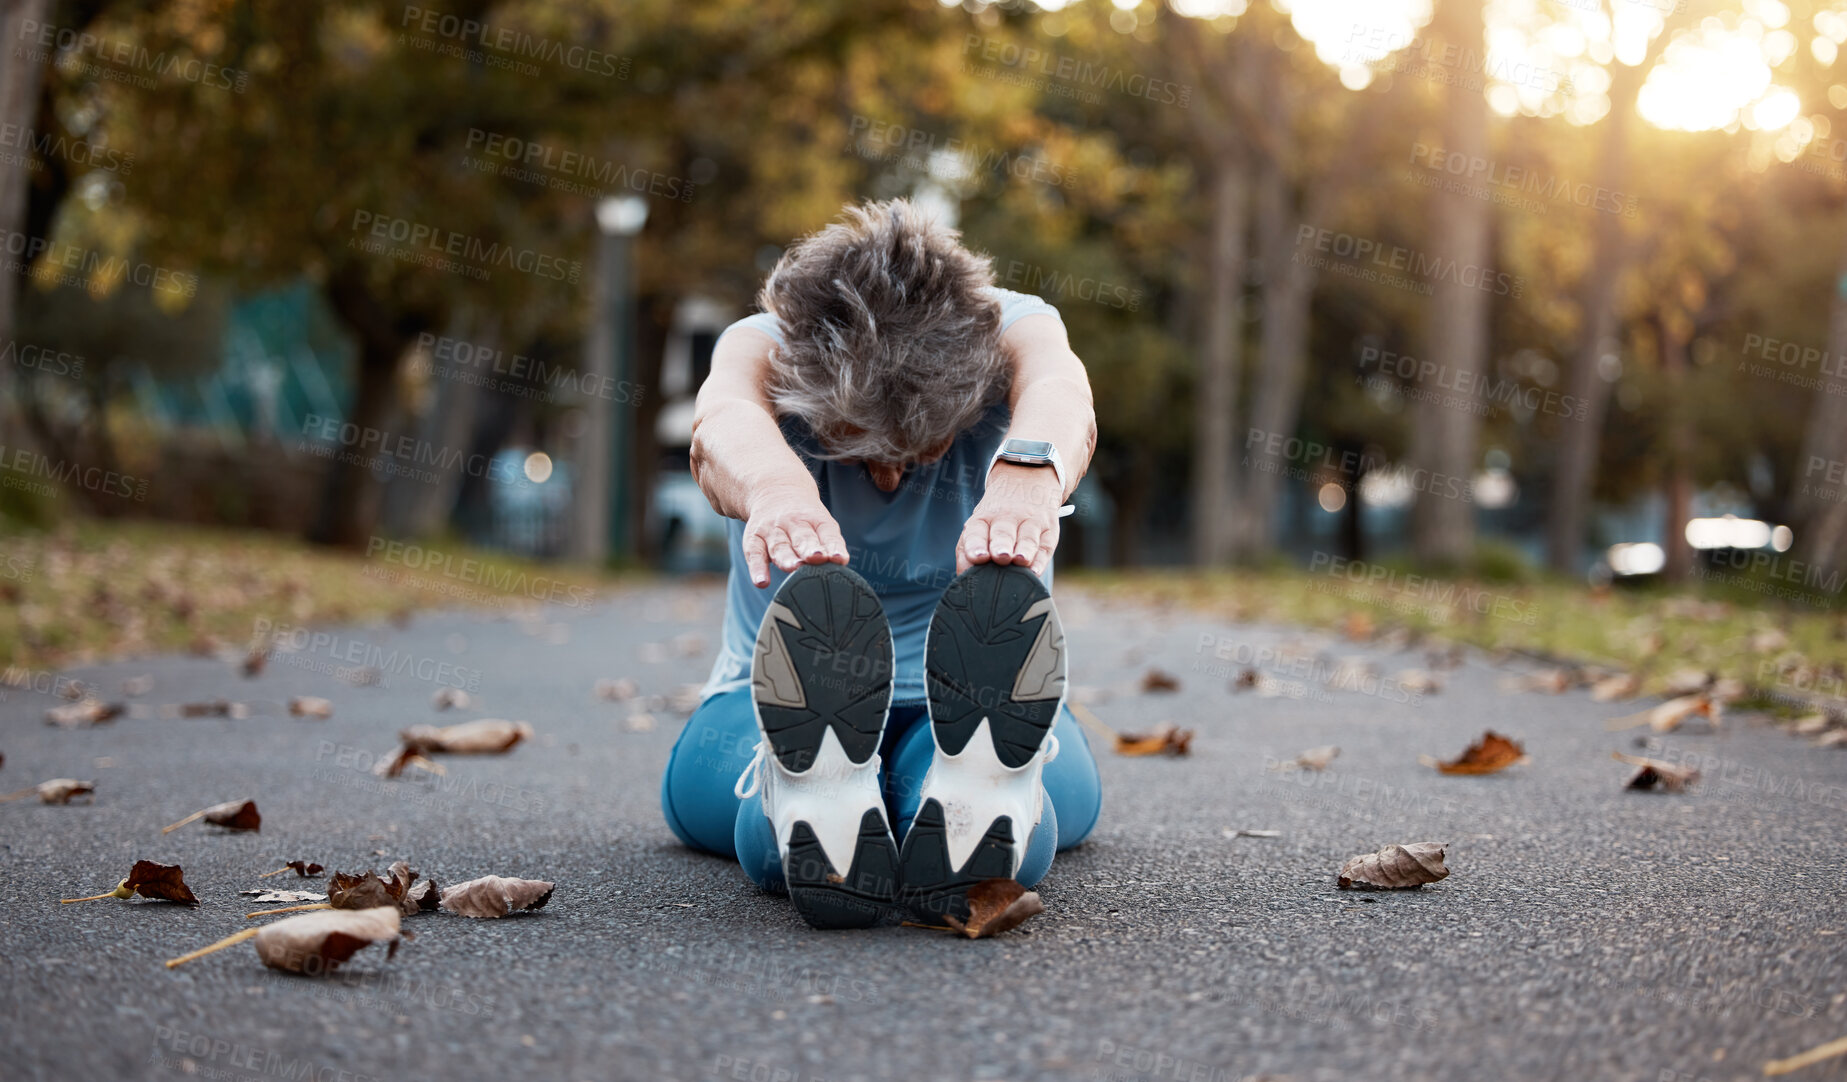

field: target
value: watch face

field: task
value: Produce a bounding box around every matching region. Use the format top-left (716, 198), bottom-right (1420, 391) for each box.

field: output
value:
top-left (1005, 439), bottom-right (1053, 458)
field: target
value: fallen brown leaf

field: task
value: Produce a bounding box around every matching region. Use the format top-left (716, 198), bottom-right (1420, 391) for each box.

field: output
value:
top-left (0, 778), bottom-right (96, 804)
top-left (288, 696), bottom-right (333, 719)
top-left (241, 646), bottom-right (267, 677)
top-left (1337, 842), bottom-right (1449, 890)
top-left (1397, 670), bottom-right (1444, 695)
top-left (1764, 1033), bottom-right (1847, 1076)
top-left (1428, 731), bottom-right (1527, 775)
top-left (594, 677), bottom-right (638, 702)
top-left (328, 861), bottom-right (439, 916)
top-left (1342, 610), bottom-right (1374, 642)
top-left (1271, 746), bottom-right (1339, 772)
top-left (439, 874), bottom-right (555, 918)
top-left (241, 889), bottom-right (327, 904)
top-left (258, 860), bottom-right (325, 879)
top-left (167, 700), bottom-right (251, 719)
top-left (1590, 673), bottom-right (1641, 702)
top-left (431, 687), bottom-right (474, 711)
top-left (1113, 723), bottom-right (1193, 757)
top-left (161, 799), bottom-right (260, 834)
top-left (940, 879), bottom-right (1044, 939)
top-left (1527, 668), bottom-right (1577, 694)
top-left (1612, 751), bottom-right (1700, 792)
top-left (63, 859), bottom-right (200, 904)
top-left (43, 699), bottom-right (124, 727)
top-left (1140, 668), bottom-right (1180, 693)
top-left (167, 906), bottom-right (402, 973)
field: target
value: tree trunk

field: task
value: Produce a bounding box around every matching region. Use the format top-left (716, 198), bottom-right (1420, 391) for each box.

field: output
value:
top-left (389, 313), bottom-right (487, 539)
top-left (1190, 148), bottom-right (1250, 566)
top-left (629, 290), bottom-right (674, 564)
top-left (0, 0), bottom-right (53, 449)
top-left (0, 0), bottom-right (49, 347)
top-left (315, 267), bottom-right (416, 549)
top-left (1546, 62), bottom-right (1642, 574)
top-left (1791, 242), bottom-right (1847, 577)
top-left (1659, 315), bottom-right (1694, 582)
top-left (1238, 151), bottom-right (1316, 560)
top-left (1410, 0), bottom-right (1493, 568)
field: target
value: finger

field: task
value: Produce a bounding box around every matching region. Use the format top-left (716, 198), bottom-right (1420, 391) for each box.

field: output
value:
top-left (962, 517), bottom-right (992, 565)
top-left (987, 518), bottom-right (1020, 564)
top-left (767, 528), bottom-right (801, 572)
top-left (785, 520), bottom-right (827, 564)
top-left (1012, 528), bottom-right (1041, 569)
top-left (1030, 523), bottom-right (1059, 576)
top-left (814, 517), bottom-right (850, 564)
top-left (744, 532), bottom-right (772, 588)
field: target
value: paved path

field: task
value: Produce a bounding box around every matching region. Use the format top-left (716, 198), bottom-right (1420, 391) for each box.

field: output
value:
top-left (3, 580), bottom-right (1844, 1082)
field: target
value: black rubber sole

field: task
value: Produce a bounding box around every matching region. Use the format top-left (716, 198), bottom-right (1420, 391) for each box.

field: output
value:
top-left (900, 563), bottom-right (1066, 922)
top-left (785, 809), bottom-right (902, 930)
top-left (751, 564), bottom-right (899, 929)
top-left (896, 800), bottom-right (1016, 924)
top-left (753, 564), bottom-right (893, 773)
top-left (923, 563), bottom-right (1064, 769)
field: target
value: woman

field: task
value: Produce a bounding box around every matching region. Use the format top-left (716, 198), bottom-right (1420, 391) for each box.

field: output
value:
top-left (659, 198), bottom-right (1102, 929)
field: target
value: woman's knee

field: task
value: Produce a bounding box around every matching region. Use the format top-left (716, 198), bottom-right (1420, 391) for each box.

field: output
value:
top-left (1045, 709), bottom-right (1101, 850)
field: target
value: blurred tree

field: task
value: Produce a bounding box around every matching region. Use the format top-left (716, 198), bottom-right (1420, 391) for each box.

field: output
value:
top-left (1409, 0), bottom-right (1494, 567)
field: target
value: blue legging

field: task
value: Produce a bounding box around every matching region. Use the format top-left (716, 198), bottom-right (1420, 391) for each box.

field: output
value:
top-left (660, 689), bottom-right (1101, 890)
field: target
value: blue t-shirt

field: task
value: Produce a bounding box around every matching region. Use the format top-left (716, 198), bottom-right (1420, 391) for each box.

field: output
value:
top-left (700, 287), bottom-right (1063, 705)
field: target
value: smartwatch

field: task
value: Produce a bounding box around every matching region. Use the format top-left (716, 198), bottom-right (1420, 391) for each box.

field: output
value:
top-left (987, 438), bottom-right (1076, 518)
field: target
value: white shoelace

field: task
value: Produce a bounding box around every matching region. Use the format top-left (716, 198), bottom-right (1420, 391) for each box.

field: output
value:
top-left (734, 741), bottom-right (766, 800)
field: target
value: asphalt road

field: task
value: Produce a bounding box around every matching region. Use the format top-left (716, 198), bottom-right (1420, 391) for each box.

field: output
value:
top-left (3, 579), bottom-right (1845, 1082)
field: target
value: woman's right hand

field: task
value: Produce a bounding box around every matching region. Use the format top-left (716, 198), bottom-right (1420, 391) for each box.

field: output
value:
top-left (741, 485), bottom-right (849, 588)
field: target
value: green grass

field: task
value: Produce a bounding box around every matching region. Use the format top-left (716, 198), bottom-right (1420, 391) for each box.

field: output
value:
top-left (0, 519), bottom-right (624, 672)
top-left (1066, 560), bottom-right (1847, 717)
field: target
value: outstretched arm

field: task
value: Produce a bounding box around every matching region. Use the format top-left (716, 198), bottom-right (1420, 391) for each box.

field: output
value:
top-left (690, 327), bottom-right (848, 588)
top-left (957, 313), bottom-right (1098, 576)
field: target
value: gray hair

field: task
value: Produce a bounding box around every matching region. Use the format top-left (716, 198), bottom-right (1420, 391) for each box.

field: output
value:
top-left (759, 198), bottom-right (1010, 464)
